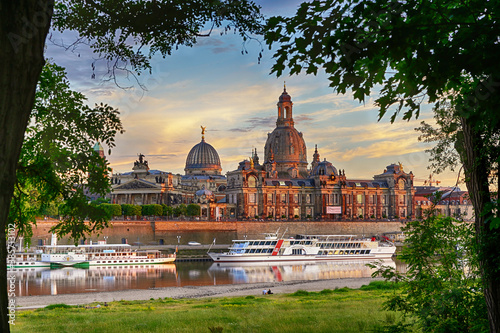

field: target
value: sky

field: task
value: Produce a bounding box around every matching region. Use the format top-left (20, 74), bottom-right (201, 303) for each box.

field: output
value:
top-left (45, 0), bottom-right (460, 187)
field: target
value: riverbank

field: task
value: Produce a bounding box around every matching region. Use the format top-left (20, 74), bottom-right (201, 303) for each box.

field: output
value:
top-left (16, 276), bottom-right (382, 310)
top-left (13, 279), bottom-right (397, 333)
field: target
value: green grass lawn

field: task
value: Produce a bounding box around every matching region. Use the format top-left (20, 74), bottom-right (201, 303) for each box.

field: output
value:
top-left (12, 282), bottom-right (408, 333)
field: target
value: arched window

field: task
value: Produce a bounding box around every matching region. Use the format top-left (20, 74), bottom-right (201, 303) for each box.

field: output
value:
top-left (248, 176), bottom-right (257, 188)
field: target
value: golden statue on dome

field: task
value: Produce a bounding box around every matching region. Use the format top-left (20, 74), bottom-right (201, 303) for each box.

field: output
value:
top-left (201, 125), bottom-right (206, 140)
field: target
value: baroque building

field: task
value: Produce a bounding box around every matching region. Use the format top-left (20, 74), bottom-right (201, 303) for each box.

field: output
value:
top-left (110, 129), bottom-right (227, 219)
top-left (108, 86), bottom-right (416, 221)
top-left (225, 87), bottom-right (416, 220)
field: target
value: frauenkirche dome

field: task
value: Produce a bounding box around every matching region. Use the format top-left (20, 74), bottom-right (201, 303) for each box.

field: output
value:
top-left (264, 86), bottom-right (308, 178)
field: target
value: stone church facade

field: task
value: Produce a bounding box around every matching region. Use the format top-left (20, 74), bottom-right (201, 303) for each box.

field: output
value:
top-left (225, 87), bottom-right (416, 220)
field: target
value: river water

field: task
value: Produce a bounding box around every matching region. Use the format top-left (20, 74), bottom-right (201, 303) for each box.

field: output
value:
top-left (11, 259), bottom-right (403, 297)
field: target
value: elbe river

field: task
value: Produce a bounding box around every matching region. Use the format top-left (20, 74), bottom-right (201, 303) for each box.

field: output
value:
top-left (11, 259), bottom-right (404, 297)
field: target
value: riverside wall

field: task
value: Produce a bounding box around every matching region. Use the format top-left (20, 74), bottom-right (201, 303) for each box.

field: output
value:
top-left (27, 219), bottom-right (405, 246)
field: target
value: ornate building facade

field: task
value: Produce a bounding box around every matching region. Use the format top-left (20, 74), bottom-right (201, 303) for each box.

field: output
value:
top-left (110, 130), bottom-right (227, 219)
top-left (225, 87), bottom-right (416, 220)
top-left (108, 86), bottom-right (416, 221)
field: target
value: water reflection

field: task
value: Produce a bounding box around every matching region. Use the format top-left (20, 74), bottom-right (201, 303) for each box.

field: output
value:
top-left (208, 260), bottom-right (396, 284)
top-left (12, 260), bottom-right (397, 297)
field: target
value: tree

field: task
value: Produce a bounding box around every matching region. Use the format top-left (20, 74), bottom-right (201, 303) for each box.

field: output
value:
top-left (9, 61), bottom-right (122, 241)
top-left (121, 204), bottom-right (142, 218)
top-left (265, 1), bottom-right (500, 330)
top-left (370, 195), bottom-right (488, 332)
top-left (1, 2), bottom-right (263, 331)
top-left (162, 204), bottom-right (174, 219)
top-left (10, 62), bottom-right (123, 241)
top-left (173, 204), bottom-right (187, 217)
top-left (100, 203), bottom-right (122, 218)
top-left (186, 203), bottom-right (201, 217)
top-left (142, 204), bottom-right (162, 217)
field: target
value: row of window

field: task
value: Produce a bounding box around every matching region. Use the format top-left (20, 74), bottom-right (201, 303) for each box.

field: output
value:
top-left (319, 242), bottom-right (362, 249)
top-left (417, 200), bottom-right (466, 205)
top-left (95, 259), bottom-right (155, 264)
top-left (319, 249), bottom-right (371, 255)
top-left (233, 241), bottom-right (278, 247)
top-left (232, 192), bottom-right (414, 208)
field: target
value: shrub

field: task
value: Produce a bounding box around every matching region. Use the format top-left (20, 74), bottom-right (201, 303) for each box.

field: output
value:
top-left (186, 204), bottom-right (200, 217)
top-left (173, 204), bottom-right (187, 217)
top-left (100, 203), bottom-right (121, 217)
top-left (319, 289), bottom-right (333, 295)
top-left (142, 204), bottom-right (162, 216)
top-left (162, 204), bottom-right (173, 217)
top-left (121, 204), bottom-right (141, 217)
top-left (290, 290), bottom-right (310, 296)
top-left (45, 304), bottom-right (72, 310)
top-left (359, 281), bottom-right (396, 291)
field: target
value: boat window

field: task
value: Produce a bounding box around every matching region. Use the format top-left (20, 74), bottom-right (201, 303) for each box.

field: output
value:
top-left (259, 241), bottom-right (265, 245)
top-left (249, 249), bottom-right (256, 253)
top-left (265, 241), bottom-right (271, 245)
top-left (256, 249), bottom-right (262, 253)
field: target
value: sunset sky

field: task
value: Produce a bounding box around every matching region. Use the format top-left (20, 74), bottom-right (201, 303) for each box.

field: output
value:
top-left (45, 0), bottom-right (460, 187)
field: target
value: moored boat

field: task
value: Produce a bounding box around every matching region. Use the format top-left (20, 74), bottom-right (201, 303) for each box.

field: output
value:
top-left (208, 233), bottom-right (396, 263)
top-left (11, 243), bottom-right (175, 269)
top-left (11, 251), bottom-right (50, 269)
top-left (40, 243), bottom-right (176, 267)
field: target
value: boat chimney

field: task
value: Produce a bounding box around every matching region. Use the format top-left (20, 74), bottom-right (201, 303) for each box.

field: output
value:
top-left (51, 233), bottom-right (57, 246)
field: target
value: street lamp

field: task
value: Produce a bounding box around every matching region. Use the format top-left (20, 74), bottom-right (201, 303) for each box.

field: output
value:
top-left (177, 235), bottom-right (181, 245)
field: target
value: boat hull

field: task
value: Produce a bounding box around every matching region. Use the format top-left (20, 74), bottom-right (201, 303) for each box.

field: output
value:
top-left (88, 257), bottom-right (175, 266)
top-left (208, 250), bottom-right (395, 263)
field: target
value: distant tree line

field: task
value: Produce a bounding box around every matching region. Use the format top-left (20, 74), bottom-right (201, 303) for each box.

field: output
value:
top-left (94, 203), bottom-right (201, 219)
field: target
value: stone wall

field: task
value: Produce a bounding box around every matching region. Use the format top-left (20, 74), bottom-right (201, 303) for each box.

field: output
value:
top-left (27, 219), bottom-right (404, 247)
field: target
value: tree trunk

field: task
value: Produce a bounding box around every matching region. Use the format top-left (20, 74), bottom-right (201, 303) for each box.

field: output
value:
top-left (0, 1), bottom-right (53, 332)
top-left (461, 116), bottom-right (500, 332)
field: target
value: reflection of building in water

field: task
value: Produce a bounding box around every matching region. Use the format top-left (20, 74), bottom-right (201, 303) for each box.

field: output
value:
top-left (12, 264), bottom-right (177, 297)
top-left (208, 260), bottom-right (396, 284)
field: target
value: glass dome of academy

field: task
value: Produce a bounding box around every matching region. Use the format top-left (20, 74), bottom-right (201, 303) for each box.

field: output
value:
top-left (110, 85), bottom-right (416, 221)
top-left (184, 126), bottom-right (222, 176)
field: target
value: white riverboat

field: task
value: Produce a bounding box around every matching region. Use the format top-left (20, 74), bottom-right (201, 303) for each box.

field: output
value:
top-left (40, 243), bottom-right (176, 267)
top-left (208, 233), bottom-right (396, 263)
top-left (11, 252), bottom-right (50, 269)
top-left (12, 243), bottom-right (175, 269)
